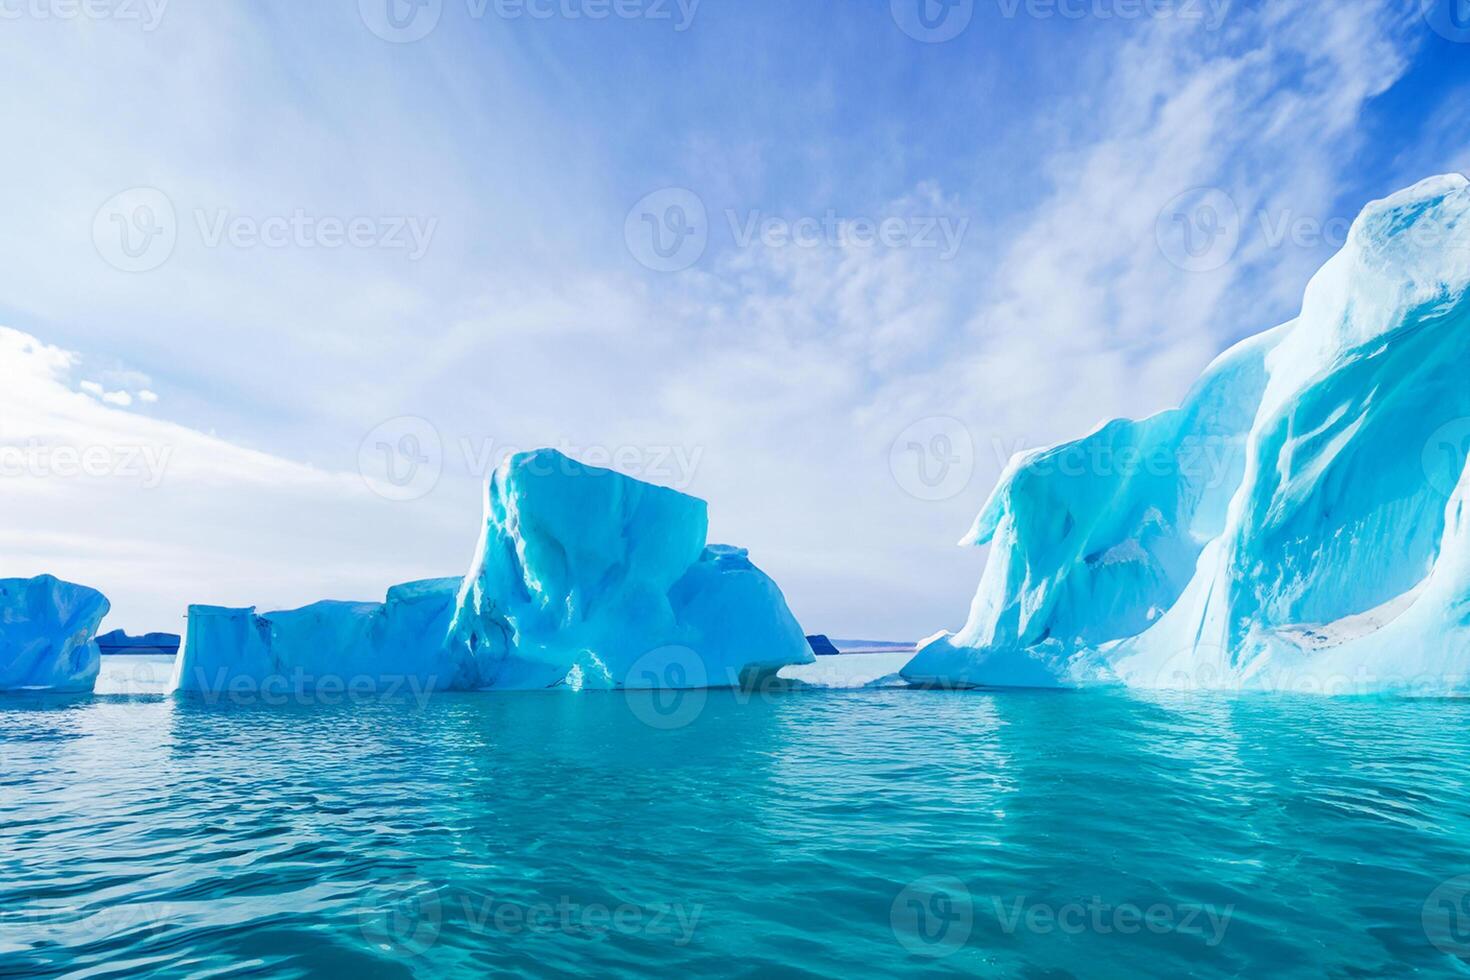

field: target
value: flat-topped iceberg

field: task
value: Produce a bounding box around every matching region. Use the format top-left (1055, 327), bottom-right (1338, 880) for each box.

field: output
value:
top-left (170, 578), bottom-right (466, 695)
top-left (905, 174), bottom-right (1470, 695)
top-left (0, 575), bottom-right (110, 693)
top-left (171, 449), bottom-right (812, 695)
top-left (96, 630), bottom-right (181, 656)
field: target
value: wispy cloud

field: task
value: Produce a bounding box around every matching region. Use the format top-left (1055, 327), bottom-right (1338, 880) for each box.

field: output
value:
top-left (0, 1), bottom-right (1458, 637)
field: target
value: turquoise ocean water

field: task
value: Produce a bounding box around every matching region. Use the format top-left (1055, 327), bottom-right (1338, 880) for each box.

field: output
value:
top-left (5, 673), bottom-right (1470, 977)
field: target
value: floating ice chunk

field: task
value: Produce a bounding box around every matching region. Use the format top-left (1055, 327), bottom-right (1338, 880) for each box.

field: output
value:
top-left (0, 575), bottom-right (110, 693)
top-left (448, 449), bottom-right (813, 690)
top-left (170, 578), bottom-right (465, 696)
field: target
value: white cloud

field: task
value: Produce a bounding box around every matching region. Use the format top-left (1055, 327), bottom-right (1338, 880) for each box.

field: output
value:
top-left (0, 1), bottom-right (1450, 640)
top-left (0, 327), bottom-right (468, 633)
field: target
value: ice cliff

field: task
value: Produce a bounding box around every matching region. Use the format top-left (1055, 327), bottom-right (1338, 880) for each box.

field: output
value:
top-left (171, 449), bottom-right (812, 694)
top-left (904, 174), bottom-right (1470, 695)
top-left (0, 575), bottom-right (110, 692)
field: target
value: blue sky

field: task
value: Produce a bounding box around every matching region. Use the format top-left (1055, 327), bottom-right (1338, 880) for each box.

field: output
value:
top-left (1, 0), bottom-right (1467, 636)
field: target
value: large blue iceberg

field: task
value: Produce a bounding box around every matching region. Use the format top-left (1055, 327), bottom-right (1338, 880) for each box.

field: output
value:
top-left (0, 575), bottom-right (110, 693)
top-left (904, 174), bottom-right (1470, 695)
top-left (171, 449), bottom-right (812, 694)
top-left (448, 449), bottom-right (812, 689)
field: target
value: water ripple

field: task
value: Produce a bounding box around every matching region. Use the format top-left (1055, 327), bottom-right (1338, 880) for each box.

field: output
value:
top-left (4, 689), bottom-right (1470, 976)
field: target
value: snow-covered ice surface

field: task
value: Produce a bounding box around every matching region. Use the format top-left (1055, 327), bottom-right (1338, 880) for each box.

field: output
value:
top-left (171, 449), bottom-right (812, 694)
top-left (905, 174), bottom-right (1470, 695)
top-left (0, 575), bottom-right (110, 693)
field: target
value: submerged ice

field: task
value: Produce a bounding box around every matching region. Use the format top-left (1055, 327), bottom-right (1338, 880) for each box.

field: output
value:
top-left (0, 575), bottom-right (110, 693)
top-left (171, 449), bottom-right (812, 694)
top-left (905, 174), bottom-right (1470, 695)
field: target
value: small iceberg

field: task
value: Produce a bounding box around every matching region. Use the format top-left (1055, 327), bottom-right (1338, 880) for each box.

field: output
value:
top-left (805, 634), bottom-right (841, 656)
top-left (0, 575), bottom-right (110, 693)
top-left (169, 578), bottom-right (465, 696)
top-left (96, 630), bottom-right (181, 656)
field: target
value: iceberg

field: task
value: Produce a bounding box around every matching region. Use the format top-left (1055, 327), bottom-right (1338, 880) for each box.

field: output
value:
top-left (96, 630), bottom-right (181, 656)
top-left (448, 449), bottom-right (813, 689)
top-left (0, 575), bottom-right (110, 693)
top-left (806, 634), bottom-right (841, 656)
top-left (905, 174), bottom-right (1470, 695)
top-left (171, 449), bottom-right (812, 695)
top-left (170, 578), bottom-right (468, 695)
